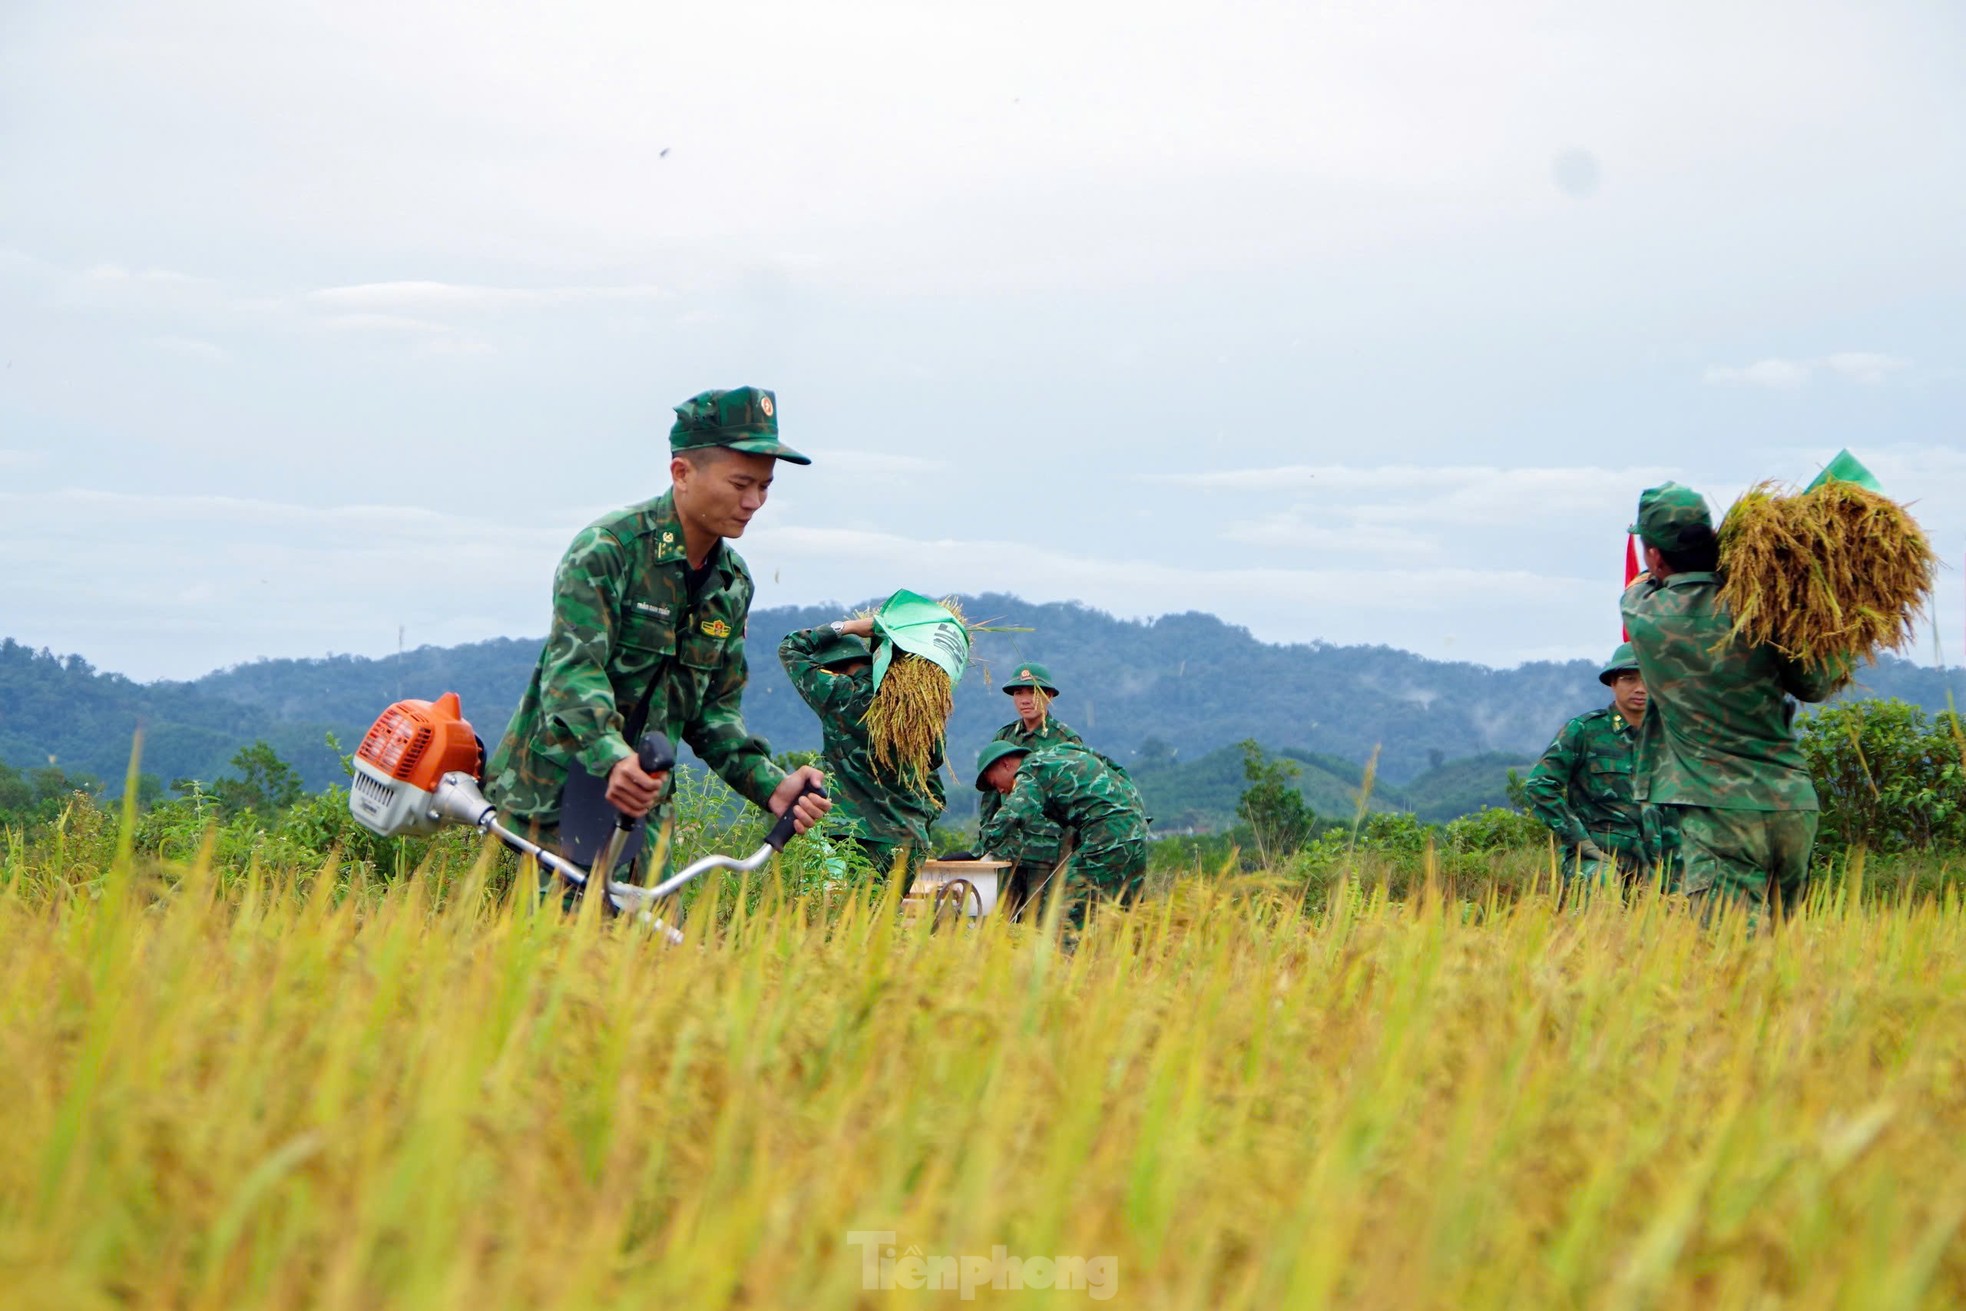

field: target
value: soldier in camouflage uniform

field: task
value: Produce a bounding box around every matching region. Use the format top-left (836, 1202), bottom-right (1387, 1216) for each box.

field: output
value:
top-left (485, 386), bottom-right (831, 901)
top-left (779, 615), bottom-right (945, 881)
top-left (1523, 642), bottom-right (1679, 891)
top-left (975, 662), bottom-right (1083, 911)
top-left (975, 739), bottom-right (1150, 926)
top-left (1621, 482), bottom-right (1845, 928)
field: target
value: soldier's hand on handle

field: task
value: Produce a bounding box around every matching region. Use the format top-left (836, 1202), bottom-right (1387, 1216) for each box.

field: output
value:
top-left (1575, 838), bottom-right (1609, 864)
top-left (605, 751), bottom-right (668, 818)
top-left (768, 765), bottom-right (833, 836)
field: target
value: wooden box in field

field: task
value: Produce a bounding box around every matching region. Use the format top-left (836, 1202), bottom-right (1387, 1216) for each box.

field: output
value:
top-left (906, 859), bottom-right (1008, 918)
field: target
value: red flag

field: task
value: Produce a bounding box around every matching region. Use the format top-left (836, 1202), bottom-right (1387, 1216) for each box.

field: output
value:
top-left (1622, 535), bottom-right (1640, 640)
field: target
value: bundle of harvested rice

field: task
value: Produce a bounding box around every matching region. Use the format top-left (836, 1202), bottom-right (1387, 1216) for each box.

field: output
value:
top-left (863, 596), bottom-right (968, 797)
top-left (1717, 477), bottom-right (1936, 674)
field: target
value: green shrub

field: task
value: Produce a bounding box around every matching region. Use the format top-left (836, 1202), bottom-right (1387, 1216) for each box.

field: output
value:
top-left (1800, 699), bottom-right (1966, 853)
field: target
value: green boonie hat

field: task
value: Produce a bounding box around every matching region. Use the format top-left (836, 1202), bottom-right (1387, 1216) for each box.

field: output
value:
top-left (669, 386), bottom-right (811, 465)
top-left (1000, 661), bottom-right (1060, 696)
top-left (973, 739), bottom-right (1030, 791)
top-left (811, 631), bottom-right (871, 669)
top-left (1598, 642), bottom-right (1640, 686)
top-left (1629, 482), bottom-right (1712, 553)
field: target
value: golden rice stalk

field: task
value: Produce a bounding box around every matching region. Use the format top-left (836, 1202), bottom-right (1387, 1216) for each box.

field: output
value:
top-left (861, 596), bottom-right (969, 797)
top-left (1717, 479), bottom-right (1937, 675)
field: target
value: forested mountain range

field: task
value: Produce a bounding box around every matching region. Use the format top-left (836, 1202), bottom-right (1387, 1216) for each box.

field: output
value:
top-left (6, 594), bottom-right (1963, 827)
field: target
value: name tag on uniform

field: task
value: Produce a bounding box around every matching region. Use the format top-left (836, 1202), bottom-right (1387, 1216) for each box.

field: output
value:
top-left (633, 602), bottom-right (672, 618)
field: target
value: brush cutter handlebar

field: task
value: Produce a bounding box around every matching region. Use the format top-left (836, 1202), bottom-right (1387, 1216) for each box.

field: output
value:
top-left (641, 777), bottom-right (829, 903)
top-left (425, 769), bottom-right (826, 945)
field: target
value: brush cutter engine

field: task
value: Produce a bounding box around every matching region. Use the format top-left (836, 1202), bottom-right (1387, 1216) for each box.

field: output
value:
top-left (348, 692), bottom-right (490, 838)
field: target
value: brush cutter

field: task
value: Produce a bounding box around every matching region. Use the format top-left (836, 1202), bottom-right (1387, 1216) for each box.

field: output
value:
top-left (347, 692), bottom-right (822, 941)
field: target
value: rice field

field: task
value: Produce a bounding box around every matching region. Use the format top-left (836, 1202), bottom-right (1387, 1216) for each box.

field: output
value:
top-left (3, 834), bottom-right (1964, 1310)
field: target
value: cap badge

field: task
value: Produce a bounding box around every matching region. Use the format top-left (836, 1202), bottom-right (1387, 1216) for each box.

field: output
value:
top-left (759, 394), bottom-right (774, 417)
top-left (1020, 669), bottom-right (1031, 679)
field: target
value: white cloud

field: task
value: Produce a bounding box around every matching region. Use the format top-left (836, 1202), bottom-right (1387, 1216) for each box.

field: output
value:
top-left (417, 336), bottom-right (498, 357)
top-left (84, 264), bottom-right (202, 286)
top-left (0, 450), bottom-right (45, 469)
top-left (1149, 463), bottom-right (1677, 534)
top-left (320, 312), bottom-right (454, 335)
top-left (150, 335), bottom-right (230, 362)
top-left (1222, 514), bottom-right (1434, 556)
top-left (814, 450), bottom-right (948, 480)
top-left (1823, 351), bottom-right (1911, 383)
top-left (1705, 352), bottom-right (1912, 388)
top-left (1704, 358), bottom-right (1811, 389)
top-left (307, 280), bottom-right (667, 312)
top-left (0, 488), bottom-right (585, 679)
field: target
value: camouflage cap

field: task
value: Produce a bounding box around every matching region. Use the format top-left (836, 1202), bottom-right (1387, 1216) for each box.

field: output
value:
top-left (1000, 661), bottom-right (1060, 696)
top-left (1598, 642), bottom-right (1640, 686)
top-left (811, 631), bottom-right (871, 669)
top-left (1629, 482), bottom-right (1712, 553)
top-left (669, 386), bottom-right (811, 465)
top-left (973, 739), bottom-right (1031, 791)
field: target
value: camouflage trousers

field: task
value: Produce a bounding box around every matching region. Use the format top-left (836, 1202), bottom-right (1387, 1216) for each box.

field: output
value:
top-left (1675, 806), bottom-right (1819, 929)
top-left (1013, 840), bottom-right (1148, 928)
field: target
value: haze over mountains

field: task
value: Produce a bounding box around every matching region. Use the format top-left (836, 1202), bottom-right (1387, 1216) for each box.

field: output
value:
top-left (6, 594), bottom-right (1963, 826)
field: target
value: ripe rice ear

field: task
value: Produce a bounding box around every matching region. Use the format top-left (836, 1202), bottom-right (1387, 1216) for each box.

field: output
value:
top-left (863, 654), bottom-right (953, 798)
top-left (1717, 479), bottom-right (1937, 677)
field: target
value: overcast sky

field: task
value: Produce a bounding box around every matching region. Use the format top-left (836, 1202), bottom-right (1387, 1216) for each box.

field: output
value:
top-left (2, 1), bottom-right (1961, 682)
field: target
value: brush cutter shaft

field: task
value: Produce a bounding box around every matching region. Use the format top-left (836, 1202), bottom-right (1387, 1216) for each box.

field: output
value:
top-left (418, 770), bottom-right (825, 943)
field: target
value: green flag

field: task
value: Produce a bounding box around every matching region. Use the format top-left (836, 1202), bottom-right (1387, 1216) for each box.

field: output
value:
top-left (1804, 448), bottom-right (1884, 494)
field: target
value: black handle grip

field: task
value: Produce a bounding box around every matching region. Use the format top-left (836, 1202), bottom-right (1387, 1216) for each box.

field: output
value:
top-left (638, 733), bottom-right (675, 775)
top-left (764, 778), bottom-right (828, 852)
top-left (613, 734), bottom-right (676, 830)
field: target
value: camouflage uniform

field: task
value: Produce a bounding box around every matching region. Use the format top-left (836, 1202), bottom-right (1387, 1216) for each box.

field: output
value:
top-left (976, 661), bottom-right (1083, 895)
top-left (977, 716), bottom-right (1083, 887)
top-left (779, 626), bottom-right (945, 880)
top-left (485, 492), bottom-right (784, 846)
top-left (1523, 709), bottom-right (1679, 888)
top-left (485, 386), bottom-right (808, 888)
top-left (1621, 483), bottom-right (1844, 926)
top-left (979, 743), bottom-right (1150, 924)
top-left (1523, 643), bottom-right (1680, 890)
top-left (1524, 707), bottom-right (1646, 881)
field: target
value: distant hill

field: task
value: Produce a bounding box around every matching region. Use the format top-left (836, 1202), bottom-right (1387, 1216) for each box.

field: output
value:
top-left (5, 594), bottom-right (1963, 825)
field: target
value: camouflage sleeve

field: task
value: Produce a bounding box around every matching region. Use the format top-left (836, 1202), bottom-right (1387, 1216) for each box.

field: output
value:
top-left (684, 634), bottom-right (786, 811)
top-left (539, 525), bottom-right (637, 777)
top-left (779, 629), bottom-right (858, 719)
top-left (980, 772), bottom-right (1046, 858)
top-left (1781, 652), bottom-right (1851, 704)
top-left (1521, 720), bottom-right (1590, 848)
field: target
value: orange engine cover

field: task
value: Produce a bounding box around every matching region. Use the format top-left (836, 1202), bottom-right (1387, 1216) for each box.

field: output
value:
top-left (354, 692), bottom-right (484, 793)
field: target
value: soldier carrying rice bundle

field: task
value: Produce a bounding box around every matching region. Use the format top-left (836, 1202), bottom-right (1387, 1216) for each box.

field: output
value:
top-left (779, 591), bottom-right (970, 882)
top-left (1620, 453), bottom-right (1936, 929)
